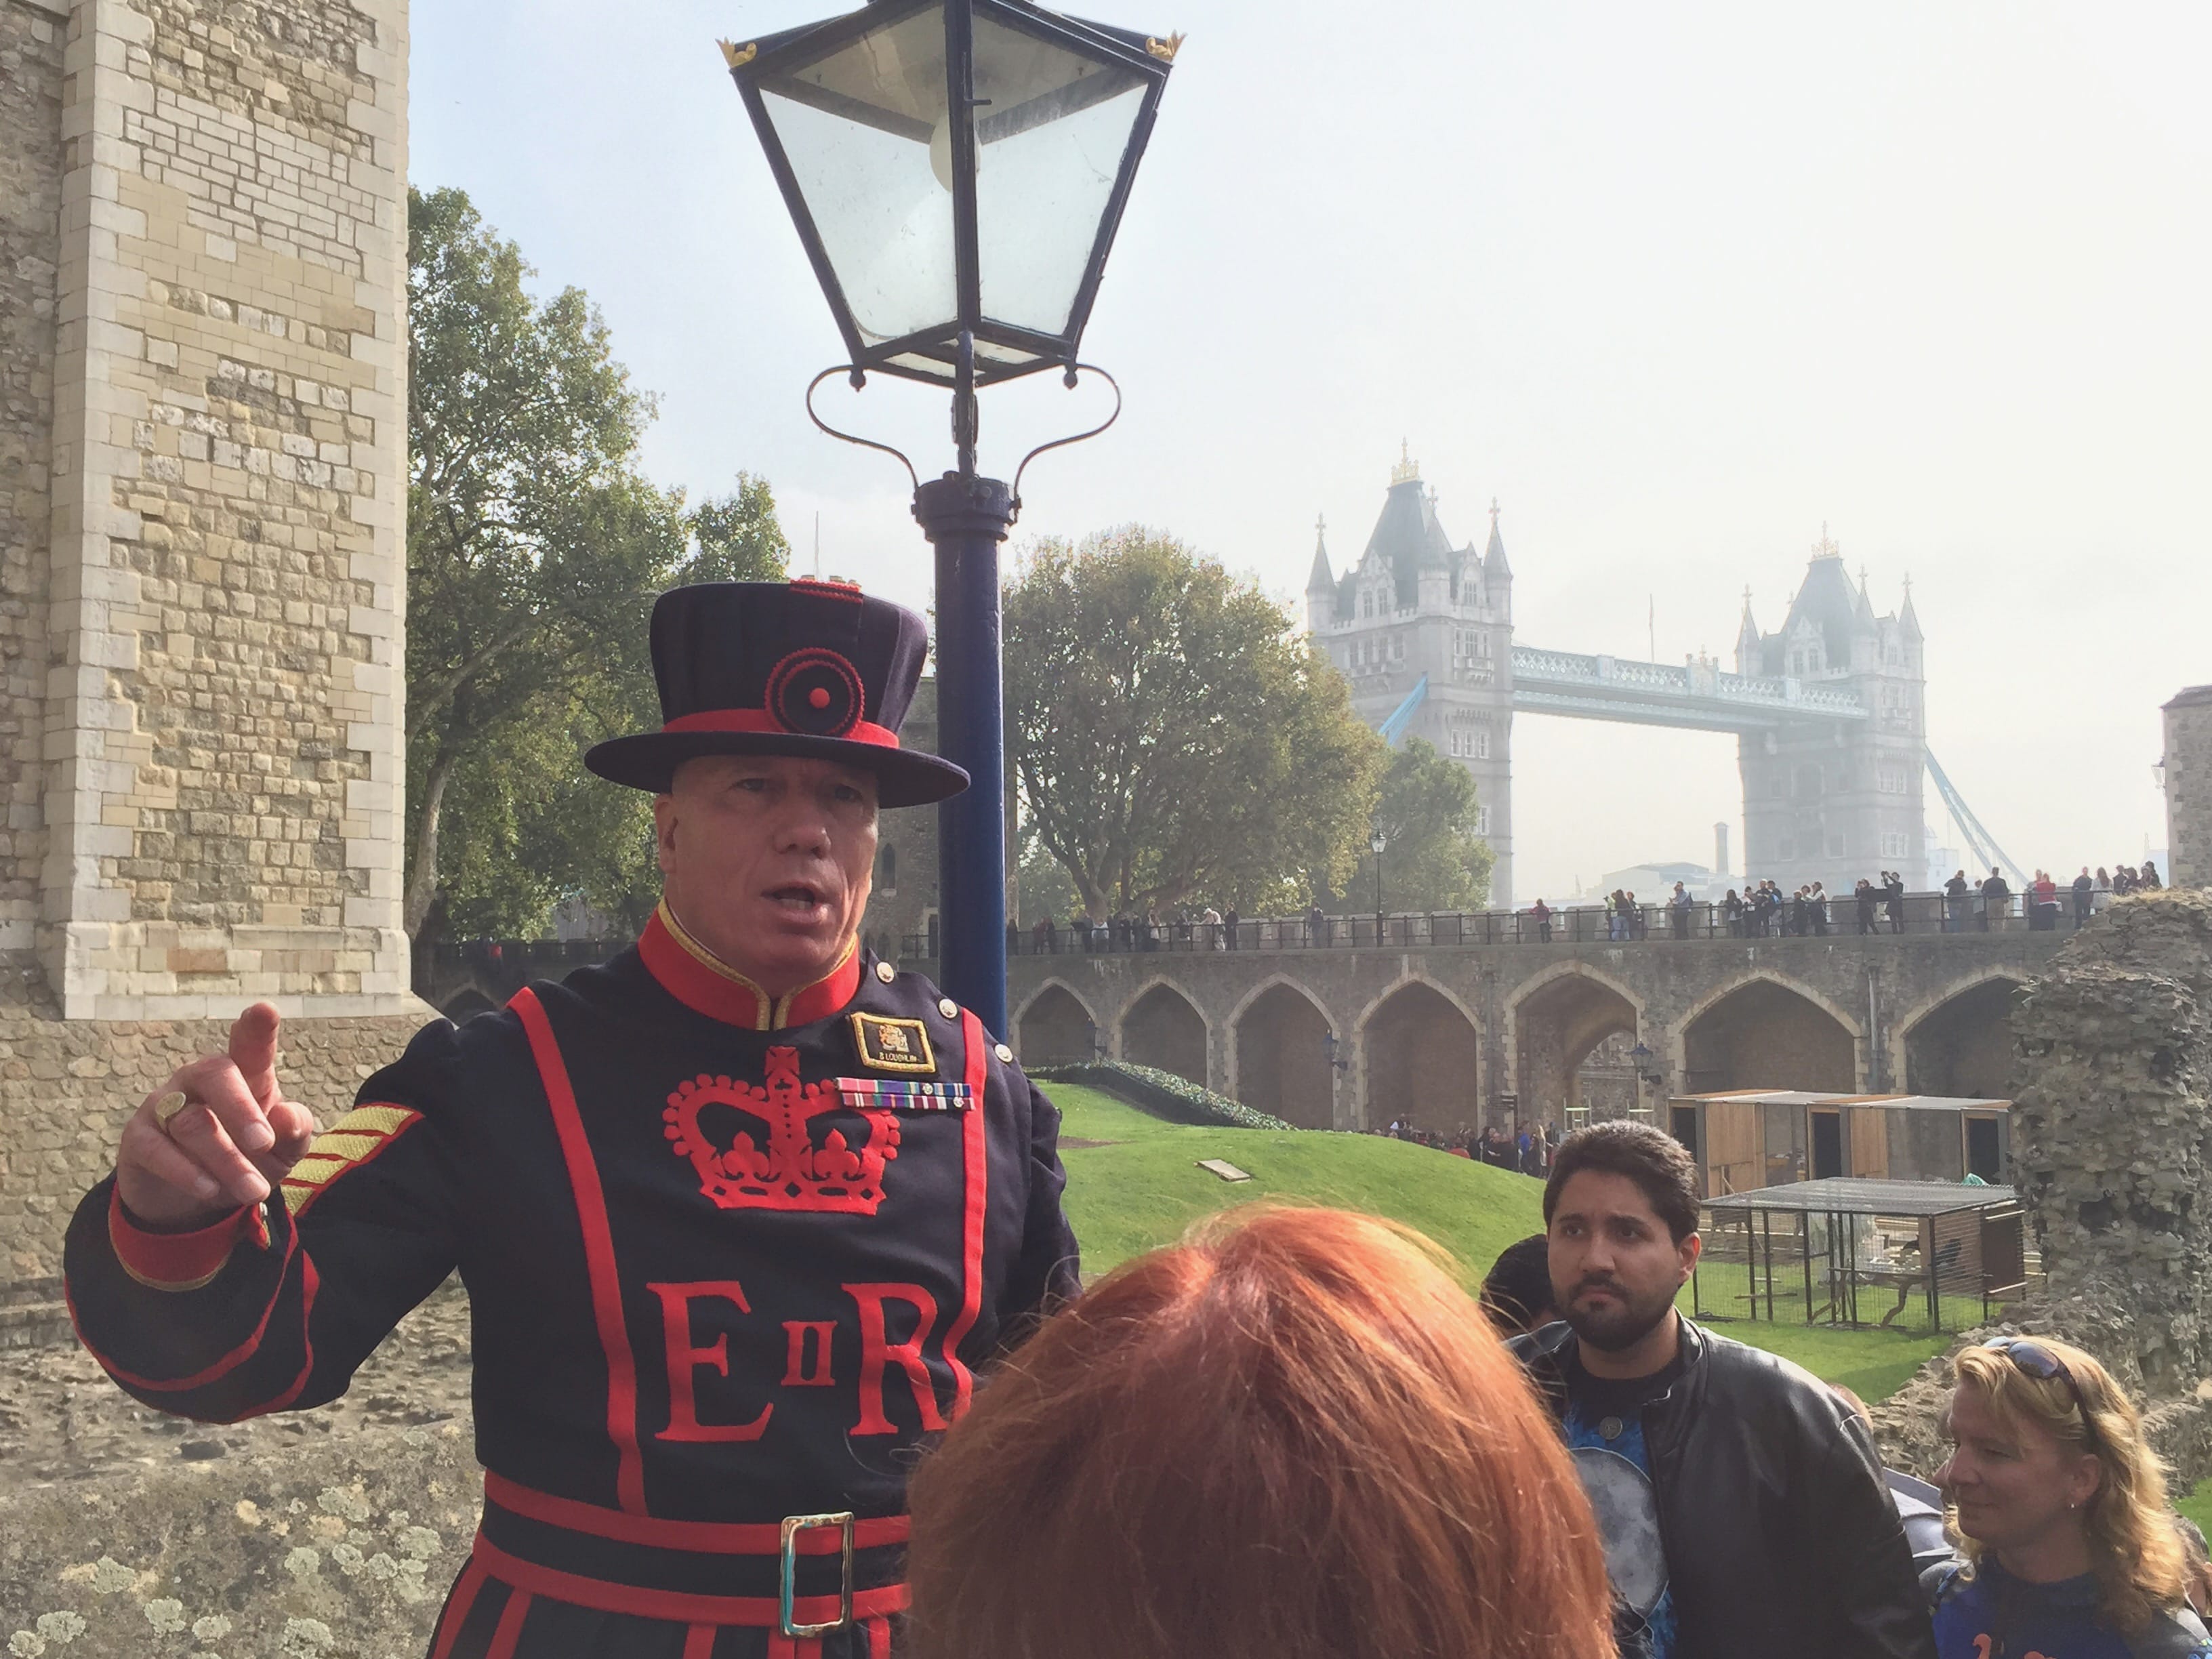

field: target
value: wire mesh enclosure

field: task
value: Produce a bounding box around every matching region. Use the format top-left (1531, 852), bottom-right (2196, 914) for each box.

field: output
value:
top-left (1692, 1179), bottom-right (2027, 1334)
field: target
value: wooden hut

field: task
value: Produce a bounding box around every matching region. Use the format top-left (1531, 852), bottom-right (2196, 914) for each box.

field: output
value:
top-left (1668, 1090), bottom-right (2011, 1198)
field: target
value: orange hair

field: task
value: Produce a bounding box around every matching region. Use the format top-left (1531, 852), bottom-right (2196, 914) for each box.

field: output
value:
top-left (904, 1206), bottom-right (1614, 1659)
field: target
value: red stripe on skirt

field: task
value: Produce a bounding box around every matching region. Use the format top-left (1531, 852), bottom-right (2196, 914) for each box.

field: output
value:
top-left (485, 1586), bottom-right (533, 1659)
top-left (511, 988), bottom-right (649, 1514)
top-left (430, 1559), bottom-right (488, 1659)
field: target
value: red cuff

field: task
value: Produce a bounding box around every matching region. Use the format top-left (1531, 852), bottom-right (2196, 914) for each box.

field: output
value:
top-left (108, 1187), bottom-right (272, 1291)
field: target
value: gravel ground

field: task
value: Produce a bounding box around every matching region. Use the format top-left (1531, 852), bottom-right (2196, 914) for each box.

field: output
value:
top-left (1, 1284), bottom-right (478, 1658)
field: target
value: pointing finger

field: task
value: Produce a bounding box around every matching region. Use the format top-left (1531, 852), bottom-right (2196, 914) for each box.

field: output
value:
top-left (227, 1002), bottom-right (282, 1110)
top-left (178, 1054), bottom-right (274, 1156)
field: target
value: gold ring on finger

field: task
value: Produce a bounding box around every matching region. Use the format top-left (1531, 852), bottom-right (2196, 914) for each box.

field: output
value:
top-left (152, 1089), bottom-right (193, 1133)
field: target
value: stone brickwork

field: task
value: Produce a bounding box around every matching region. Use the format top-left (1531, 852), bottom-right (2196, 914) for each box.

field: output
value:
top-left (28, 0), bottom-right (410, 1018)
top-left (1, 0), bottom-right (67, 966)
top-left (2012, 890), bottom-right (2212, 1392)
top-left (2166, 685), bottom-right (2212, 889)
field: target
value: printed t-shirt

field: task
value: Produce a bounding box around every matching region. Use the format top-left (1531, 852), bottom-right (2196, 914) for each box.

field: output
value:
top-left (1564, 1350), bottom-right (1684, 1659)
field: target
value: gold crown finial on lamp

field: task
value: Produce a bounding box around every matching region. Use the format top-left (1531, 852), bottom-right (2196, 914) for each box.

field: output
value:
top-left (1390, 438), bottom-right (1419, 486)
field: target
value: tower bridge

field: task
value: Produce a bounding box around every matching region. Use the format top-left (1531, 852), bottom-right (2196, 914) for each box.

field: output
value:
top-left (1306, 449), bottom-right (1976, 907)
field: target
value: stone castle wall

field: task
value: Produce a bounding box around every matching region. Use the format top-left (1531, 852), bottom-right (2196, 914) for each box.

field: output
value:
top-left (0, 0), bottom-right (417, 1299)
top-left (1, 0), bottom-right (67, 969)
top-left (2167, 686), bottom-right (2212, 889)
top-left (20, 0), bottom-right (409, 1018)
top-left (2012, 890), bottom-right (2212, 1392)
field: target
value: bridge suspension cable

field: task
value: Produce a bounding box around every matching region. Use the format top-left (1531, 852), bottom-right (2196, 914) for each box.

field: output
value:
top-left (1376, 674), bottom-right (1429, 748)
top-left (1925, 752), bottom-right (2028, 887)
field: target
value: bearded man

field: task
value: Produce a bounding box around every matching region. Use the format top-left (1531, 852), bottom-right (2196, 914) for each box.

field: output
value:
top-left (1509, 1120), bottom-right (1935, 1659)
top-left (63, 579), bottom-right (1081, 1658)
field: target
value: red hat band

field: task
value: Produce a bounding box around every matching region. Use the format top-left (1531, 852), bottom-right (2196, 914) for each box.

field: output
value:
top-left (661, 646), bottom-right (901, 750)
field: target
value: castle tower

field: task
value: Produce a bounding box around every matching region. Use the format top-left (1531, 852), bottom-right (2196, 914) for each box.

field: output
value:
top-left (0, 0), bottom-right (412, 1019)
top-left (1736, 531), bottom-right (1927, 895)
top-left (1306, 448), bottom-right (1515, 906)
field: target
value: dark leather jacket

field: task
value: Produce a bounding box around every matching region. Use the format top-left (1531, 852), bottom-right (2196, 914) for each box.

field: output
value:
top-left (1511, 1317), bottom-right (1939, 1659)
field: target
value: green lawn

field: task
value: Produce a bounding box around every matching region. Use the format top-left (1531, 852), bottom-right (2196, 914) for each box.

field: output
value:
top-left (1050, 1084), bottom-right (1949, 1401)
top-left (1053, 1086), bottom-right (1543, 1288)
top-left (2179, 1483), bottom-right (2212, 1539)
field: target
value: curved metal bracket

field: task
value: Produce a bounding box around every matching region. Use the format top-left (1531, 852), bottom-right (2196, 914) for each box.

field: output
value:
top-left (1012, 364), bottom-right (1122, 503)
top-left (804, 367), bottom-right (920, 495)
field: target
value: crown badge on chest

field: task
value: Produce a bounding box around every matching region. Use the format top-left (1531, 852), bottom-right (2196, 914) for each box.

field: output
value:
top-left (663, 1047), bottom-right (901, 1213)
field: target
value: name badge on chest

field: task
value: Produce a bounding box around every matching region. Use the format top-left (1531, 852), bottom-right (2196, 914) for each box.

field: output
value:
top-left (848, 1012), bottom-right (937, 1074)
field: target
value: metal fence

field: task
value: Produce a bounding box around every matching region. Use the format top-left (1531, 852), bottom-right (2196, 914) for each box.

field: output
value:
top-left (924, 886), bottom-right (2117, 959)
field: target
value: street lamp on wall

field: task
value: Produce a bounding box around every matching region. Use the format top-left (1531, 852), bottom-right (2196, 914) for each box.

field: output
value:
top-left (722, 1), bottom-right (1176, 1037)
top-left (1370, 828), bottom-right (1387, 938)
top-left (1322, 1030), bottom-right (1349, 1076)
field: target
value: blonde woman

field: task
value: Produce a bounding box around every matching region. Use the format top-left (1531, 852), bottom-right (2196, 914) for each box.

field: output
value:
top-left (1934, 1336), bottom-right (2211, 1658)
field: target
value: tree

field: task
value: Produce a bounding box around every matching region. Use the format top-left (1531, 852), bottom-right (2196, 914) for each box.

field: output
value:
top-left (405, 186), bottom-right (786, 946)
top-left (1004, 528), bottom-right (1383, 922)
top-left (1328, 738), bottom-right (1496, 914)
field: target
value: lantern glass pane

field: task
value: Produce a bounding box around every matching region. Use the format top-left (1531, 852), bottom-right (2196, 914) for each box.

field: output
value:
top-left (972, 14), bottom-right (1148, 339)
top-left (756, 3), bottom-right (957, 347)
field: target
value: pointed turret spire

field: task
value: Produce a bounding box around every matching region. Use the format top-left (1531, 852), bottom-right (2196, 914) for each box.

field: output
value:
top-left (1481, 497), bottom-right (1510, 578)
top-left (1305, 512), bottom-right (1334, 594)
top-left (1734, 586), bottom-right (1762, 672)
top-left (1898, 571), bottom-right (1922, 640)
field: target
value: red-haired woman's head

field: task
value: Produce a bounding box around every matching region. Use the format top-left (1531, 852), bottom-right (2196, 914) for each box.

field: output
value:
top-left (903, 1206), bottom-right (1614, 1659)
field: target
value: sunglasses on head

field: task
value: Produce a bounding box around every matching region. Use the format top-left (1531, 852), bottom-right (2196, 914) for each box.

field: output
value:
top-left (1983, 1338), bottom-right (2100, 1443)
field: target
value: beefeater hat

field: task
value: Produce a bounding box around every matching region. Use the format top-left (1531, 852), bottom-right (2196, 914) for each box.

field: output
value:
top-left (583, 579), bottom-right (968, 807)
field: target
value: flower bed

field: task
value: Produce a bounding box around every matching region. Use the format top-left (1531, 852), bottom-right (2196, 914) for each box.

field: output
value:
top-left (1031, 1061), bottom-right (1296, 1132)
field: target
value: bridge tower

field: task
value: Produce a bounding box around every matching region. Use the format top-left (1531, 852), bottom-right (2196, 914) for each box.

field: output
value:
top-left (1734, 534), bottom-right (1927, 895)
top-left (1306, 447), bottom-right (1515, 905)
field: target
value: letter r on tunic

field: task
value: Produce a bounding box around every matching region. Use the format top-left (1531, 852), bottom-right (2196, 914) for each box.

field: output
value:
top-left (842, 1283), bottom-right (947, 1435)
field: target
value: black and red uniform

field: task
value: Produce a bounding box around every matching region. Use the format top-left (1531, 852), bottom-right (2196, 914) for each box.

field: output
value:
top-left (64, 905), bottom-right (1080, 1658)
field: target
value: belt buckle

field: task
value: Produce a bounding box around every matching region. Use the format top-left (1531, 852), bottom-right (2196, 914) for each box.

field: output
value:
top-left (779, 1511), bottom-right (855, 1638)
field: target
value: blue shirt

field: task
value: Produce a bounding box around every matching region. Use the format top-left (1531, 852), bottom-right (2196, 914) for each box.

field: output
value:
top-left (1933, 1559), bottom-right (2212, 1659)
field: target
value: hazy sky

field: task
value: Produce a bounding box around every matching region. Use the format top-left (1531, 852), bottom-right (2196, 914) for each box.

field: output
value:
top-left (412, 2), bottom-right (2208, 903)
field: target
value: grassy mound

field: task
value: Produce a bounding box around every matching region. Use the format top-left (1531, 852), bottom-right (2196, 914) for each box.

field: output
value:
top-left (1048, 1084), bottom-right (1950, 1400)
top-left (1053, 1085), bottom-right (1542, 1285)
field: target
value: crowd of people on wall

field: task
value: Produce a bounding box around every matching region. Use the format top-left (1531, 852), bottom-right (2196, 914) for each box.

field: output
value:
top-left (991, 858), bottom-right (2167, 958)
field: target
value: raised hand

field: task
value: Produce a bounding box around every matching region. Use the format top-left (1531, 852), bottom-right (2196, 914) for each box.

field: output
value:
top-left (114, 1003), bottom-right (319, 1228)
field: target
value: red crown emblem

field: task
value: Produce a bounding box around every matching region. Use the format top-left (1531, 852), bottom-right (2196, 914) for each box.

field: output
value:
top-left (663, 1048), bottom-right (900, 1213)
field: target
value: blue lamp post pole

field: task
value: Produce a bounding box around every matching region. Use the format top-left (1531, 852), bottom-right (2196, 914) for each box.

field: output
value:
top-left (918, 462), bottom-right (1015, 1036)
top-left (722, 0), bottom-right (1176, 1037)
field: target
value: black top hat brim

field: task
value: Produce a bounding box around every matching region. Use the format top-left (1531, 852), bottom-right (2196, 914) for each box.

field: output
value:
top-left (584, 729), bottom-right (969, 808)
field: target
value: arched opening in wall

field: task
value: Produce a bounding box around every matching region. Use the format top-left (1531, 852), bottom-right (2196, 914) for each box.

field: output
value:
top-left (1512, 973), bottom-right (1638, 1131)
top-left (1233, 985), bottom-right (1333, 1130)
top-left (876, 842), bottom-right (897, 893)
top-left (1122, 984), bottom-right (1207, 1085)
top-left (443, 988), bottom-right (497, 1022)
top-left (1904, 979), bottom-right (2024, 1099)
top-left (1363, 983), bottom-right (1481, 1136)
top-left (1682, 979), bottom-right (1856, 1094)
top-left (1017, 985), bottom-right (1094, 1067)
top-left (1576, 1030), bottom-right (1640, 1122)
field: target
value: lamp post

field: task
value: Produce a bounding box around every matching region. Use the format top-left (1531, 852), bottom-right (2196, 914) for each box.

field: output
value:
top-left (1628, 1039), bottom-right (1658, 1123)
top-left (1370, 828), bottom-right (1387, 941)
top-left (722, 0), bottom-right (1176, 1036)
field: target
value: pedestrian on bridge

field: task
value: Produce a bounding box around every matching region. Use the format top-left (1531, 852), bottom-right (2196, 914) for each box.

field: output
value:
top-left (1946, 870), bottom-right (1971, 933)
top-left (1857, 879), bottom-right (1881, 935)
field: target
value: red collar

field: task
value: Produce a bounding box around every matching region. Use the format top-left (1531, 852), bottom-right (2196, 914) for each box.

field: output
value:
top-left (638, 903), bottom-right (861, 1031)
